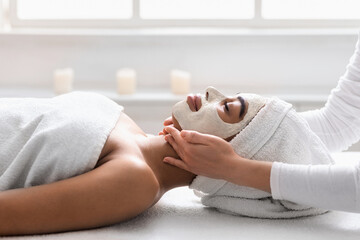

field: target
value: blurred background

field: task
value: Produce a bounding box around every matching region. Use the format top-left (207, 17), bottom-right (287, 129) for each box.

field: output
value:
top-left (0, 0), bottom-right (359, 149)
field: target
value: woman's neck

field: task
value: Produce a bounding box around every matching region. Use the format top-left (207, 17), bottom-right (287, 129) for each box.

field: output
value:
top-left (138, 134), bottom-right (196, 194)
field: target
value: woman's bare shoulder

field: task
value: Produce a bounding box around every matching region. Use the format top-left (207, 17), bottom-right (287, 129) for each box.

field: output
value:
top-left (98, 157), bottom-right (161, 205)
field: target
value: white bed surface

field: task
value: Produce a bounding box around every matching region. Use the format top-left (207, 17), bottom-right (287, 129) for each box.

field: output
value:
top-left (3, 152), bottom-right (360, 240)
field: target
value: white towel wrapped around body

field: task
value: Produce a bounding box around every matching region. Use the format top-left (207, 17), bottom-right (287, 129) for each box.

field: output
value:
top-left (0, 92), bottom-right (123, 190)
top-left (190, 97), bottom-right (335, 218)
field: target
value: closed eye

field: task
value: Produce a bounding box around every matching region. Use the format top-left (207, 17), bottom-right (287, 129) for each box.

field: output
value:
top-left (238, 96), bottom-right (245, 118)
top-left (224, 101), bottom-right (229, 112)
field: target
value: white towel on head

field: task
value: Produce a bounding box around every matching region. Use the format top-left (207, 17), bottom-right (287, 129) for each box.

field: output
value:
top-left (190, 97), bottom-right (335, 218)
top-left (0, 92), bottom-right (123, 190)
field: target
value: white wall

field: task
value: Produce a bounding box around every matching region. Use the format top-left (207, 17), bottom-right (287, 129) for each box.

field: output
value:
top-left (0, 29), bottom-right (359, 150)
top-left (0, 30), bottom-right (358, 95)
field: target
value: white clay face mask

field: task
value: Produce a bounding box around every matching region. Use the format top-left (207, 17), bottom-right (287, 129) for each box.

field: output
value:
top-left (172, 86), bottom-right (267, 139)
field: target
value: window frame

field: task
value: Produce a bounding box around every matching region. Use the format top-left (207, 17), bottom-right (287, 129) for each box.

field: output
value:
top-left (8, 0), bottom-right (360, 29)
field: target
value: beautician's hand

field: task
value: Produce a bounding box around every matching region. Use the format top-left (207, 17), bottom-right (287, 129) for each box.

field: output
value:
top-left (158, 116), bottom-right (173, 135)
top-left (163, 126), bottom-right (272, 192)
top-left (163, 126), bottom-right (241, 179)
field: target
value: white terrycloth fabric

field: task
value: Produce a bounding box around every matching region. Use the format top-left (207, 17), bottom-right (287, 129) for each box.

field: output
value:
top-left (190, 97), bottom-right (335, 218)
top-left (0, 92), bottom-right (123, 190)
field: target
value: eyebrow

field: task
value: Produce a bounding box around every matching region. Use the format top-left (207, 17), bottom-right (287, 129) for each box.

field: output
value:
top-left (237, 96), bottom-right (246, 119)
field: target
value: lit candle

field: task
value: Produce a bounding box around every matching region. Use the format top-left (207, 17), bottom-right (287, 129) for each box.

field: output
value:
top-left (171, 69), bottom-right (191, 95)
top-left (53, 68), bottom-right (74, 95)
top-left (116, 68), bottom-right (137, 94)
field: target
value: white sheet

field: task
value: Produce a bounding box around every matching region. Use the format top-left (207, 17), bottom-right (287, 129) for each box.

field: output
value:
top-left (4, 152), bottom-right (360, 240)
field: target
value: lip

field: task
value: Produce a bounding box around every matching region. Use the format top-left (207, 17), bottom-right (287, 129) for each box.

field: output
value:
top-left (186, 94), bottom-right (202, 112)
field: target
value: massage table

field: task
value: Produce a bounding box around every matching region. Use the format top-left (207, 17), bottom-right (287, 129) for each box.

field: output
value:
top-left (3, 152), bottom-right (360, 240)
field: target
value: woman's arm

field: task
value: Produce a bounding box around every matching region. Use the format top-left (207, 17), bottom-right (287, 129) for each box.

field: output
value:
top-left (300, 32), bottom-right (360, 152)
top-left (0, 159), bottom-right (159, 236)
top-left (271, 161), bottom-right (360, 213)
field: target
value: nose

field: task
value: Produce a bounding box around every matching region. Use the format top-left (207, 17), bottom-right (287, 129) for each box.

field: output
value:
top-left (205, 86), bottom-right (226, 102)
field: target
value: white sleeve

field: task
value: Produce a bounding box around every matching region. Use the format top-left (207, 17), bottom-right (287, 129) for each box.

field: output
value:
top-left (270, 33), bottom-right (360, 212)
top-left (300, 32), bottom-right (360, 152)
top-left (271, 161), bottom-right (360, 212)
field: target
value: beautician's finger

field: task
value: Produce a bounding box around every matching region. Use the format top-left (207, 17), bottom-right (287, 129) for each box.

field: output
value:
top-left (181, 130), bottom-right (220, 145)
top-left (159, 128), bottom-right (168, 135)
top-left (164, 134), bottom-right (175, 144)
top-left (164, 126), bottom-right (183, 143)
top-left (163, 157), bottom-right (189, 172)
top-left (159, 123), bottom-right (175, 135)
top-left (165, 135), bottom-right (184, 158)
top-left (163, 116), bottom-right (173, 126)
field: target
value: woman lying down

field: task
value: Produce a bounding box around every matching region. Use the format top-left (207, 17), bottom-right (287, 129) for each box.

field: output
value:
top-left (0, 86), bottom-right (333, 235)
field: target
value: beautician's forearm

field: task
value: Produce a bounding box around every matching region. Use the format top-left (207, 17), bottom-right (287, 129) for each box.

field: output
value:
top-left (270, 162), bottom-right (360, 212)
top-left (224, 157), bottom-right (272, 193)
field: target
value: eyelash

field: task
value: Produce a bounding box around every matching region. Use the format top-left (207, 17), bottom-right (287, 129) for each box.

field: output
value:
top-left (224, 101), bottom-right (229, 112)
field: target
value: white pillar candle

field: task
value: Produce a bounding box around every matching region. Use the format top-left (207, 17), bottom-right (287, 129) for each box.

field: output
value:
top-left (53, 68), bottom-right (74, 95)
top-left (171, 69), bottom-right (191, 95)
top-left (116, 68), bottom-right (137, 94)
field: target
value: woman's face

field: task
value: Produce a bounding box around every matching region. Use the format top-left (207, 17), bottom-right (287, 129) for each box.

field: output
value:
top-left (172, 86), bottom-right (266, 139)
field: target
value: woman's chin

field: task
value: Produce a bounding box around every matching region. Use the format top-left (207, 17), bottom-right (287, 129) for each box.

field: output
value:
top-left (171, 114), bottom-right (183, 131)
top-left (225, 133), bottom-right (238, 142)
